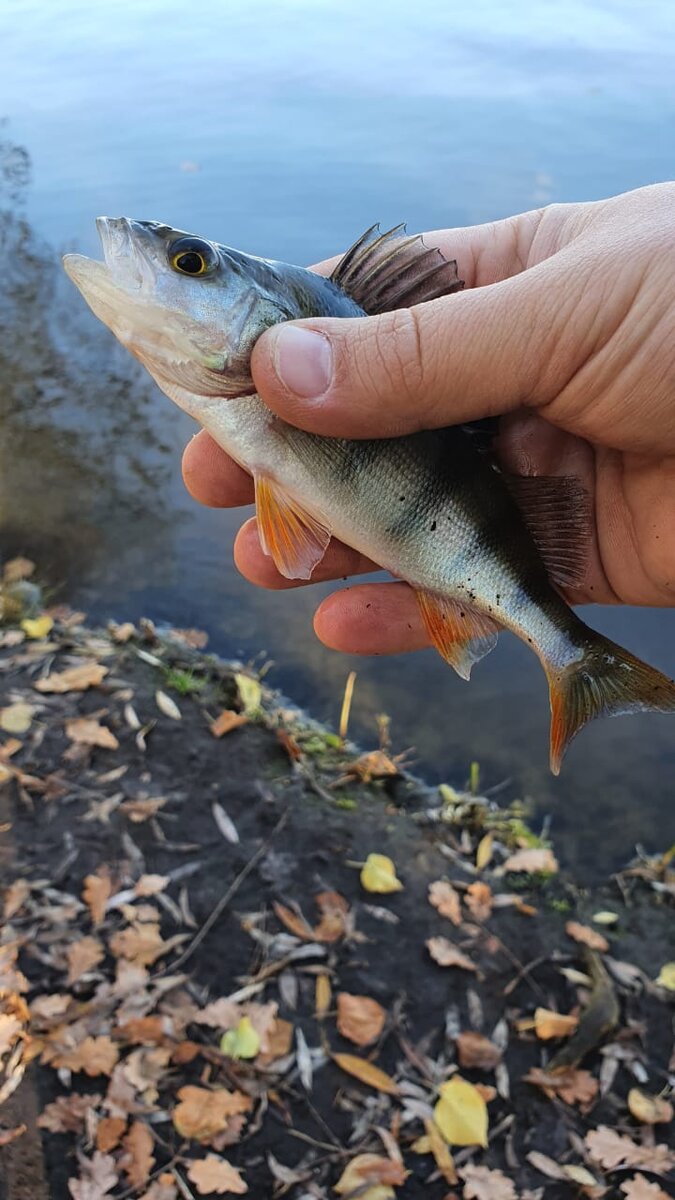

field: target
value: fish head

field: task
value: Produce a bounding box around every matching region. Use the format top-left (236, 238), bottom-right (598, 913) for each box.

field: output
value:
top-left (63, 217), bottom-right (293, 414)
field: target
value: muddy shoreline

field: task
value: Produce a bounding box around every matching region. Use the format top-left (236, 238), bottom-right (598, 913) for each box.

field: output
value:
top-left (1, 593), bottom-right (673, 1200)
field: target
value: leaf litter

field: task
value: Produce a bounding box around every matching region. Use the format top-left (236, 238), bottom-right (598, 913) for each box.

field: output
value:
top-left (0, 603), bottom-right (674, 1198)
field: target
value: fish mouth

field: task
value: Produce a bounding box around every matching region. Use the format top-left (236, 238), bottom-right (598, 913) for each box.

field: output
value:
top-left (63, 216), bottom-right (164, 300)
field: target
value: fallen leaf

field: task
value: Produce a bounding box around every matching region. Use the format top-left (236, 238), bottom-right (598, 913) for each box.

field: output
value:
top-left (134, 875), bottom-right (170, 897)
top-left (3, 557), bottom-right (35, 582)
top-left (428, 880), bottom-right (462, 925)
top-left (3, 878), bottom-right (30, 920)
top-left (234, 673), bottom-right (261, 715)
top-left (527, 1152), bottom-right (598, 1188)
top-left (211, 710), bottom-right (248, 738)
top-left (459, 1164), bottom-right (517, 1200)
top-left (121, 1120), bottom-right (155, 1189)
top-left (465, 881), bottom-right (492, 921)
top-left (566, 921), bottom-right (609, 952)
top-left (456, 1031), bottom-right (502, 1070)
top-left (316, 975), bottom-right (331, 1017)
top-left (0, 703), bottom-right (34, 734)
top-left (68, 1151), bottom-right (117, 1200)
top-left (422, 1117), bottom-right (457, 1185)
top-left (426, 937), bottom-right (476, 972)
top-left (620, 1175), bottom-right (671, 1200)
top-left (172, 1086), bottom-right (252, 1142)
top-left (524, 1066), bottom-right (598, 1108)
top-left (627, 1088), bottom-right (673, 1125)
top-left (272, 901), bottom-right (315, 941)
top-left (434, 1076), bottom-right (488, 1147)
top-left (360, 854), bottom-right (403, 894)
top-left (96, 1116), bottom-right (127, 1152)
top-left (220, 1016), bottom-right (260, 1060)
top-left (109, 622), bottom-right (136, 643)
top-left (502, 847), bottom-right (558, 874)
top-left (212, 802), bottom-right (240, 843)
top-left (313, 890), bottom-right (350, 941)
top-left (109, 924), bottom-right (169, 966)
top-left (119, 796), bottom-right (167, 822)
top-left (38, 1094), bottom-right (103, 1134)
top-left (348, 749), bottom-right (400, 782)
top-left (66, 718), bottom-right (119, 751)
top-left (585, 1126), bottom-right (675, 1174)
top-left (139, 1173), bottom-right (178, 1200)
top-left (56, 1035), bottom-right (119, 1077)
top-left (187, 1156), bottom-right (248, 1195)
top-left (337, 993), bottom-right (386, 1047)
top-left (592, 910), bottom-right (619, 926)
top-left (533, 1007), bottom-right (579, 1040)
top-left (155, 690), bottom-right (181, 720)
top-left (35, 662), bottom-right (108, 693)
top-left (83, 872), bottom-right (112, 926)
top-left (21, 615), bottom-right (54, 639)
top-left (66, 935), bottom-right (105, 984)
top-left (334, 1154), bottom-right (407, 1199)
top-left (0, 1125), bottom-right (26, 1147)
top-left (332, 1053), bottom-right (400, 1096)
top-left (475, 832), bottom-right (494, 871)
top-left (655, 962), bottom-right (675, 990)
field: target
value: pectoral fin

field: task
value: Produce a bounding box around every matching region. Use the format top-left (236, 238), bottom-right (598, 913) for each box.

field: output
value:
top-left (255, 475), bottom-right (331, 580)
top-left (416, 590), bottom-right (499, 680)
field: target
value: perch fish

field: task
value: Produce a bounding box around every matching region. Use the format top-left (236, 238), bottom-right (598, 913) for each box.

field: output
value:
top-left (63, 219), bottom-right (675, 772)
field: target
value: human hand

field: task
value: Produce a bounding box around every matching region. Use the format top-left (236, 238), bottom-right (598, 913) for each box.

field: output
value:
top-left (182, 183), bottom-right (675, 657)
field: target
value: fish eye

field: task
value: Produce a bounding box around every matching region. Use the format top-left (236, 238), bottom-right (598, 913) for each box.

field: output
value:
top-left (168, 236), bottom-right (218, 277)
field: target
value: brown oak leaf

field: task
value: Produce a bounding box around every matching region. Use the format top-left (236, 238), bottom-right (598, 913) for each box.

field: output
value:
top-left (187, 1156), bottom-right (248, 1195)
top-left (121, 1120), bottom-right (155, 1189)
top-left (337, 993), bottom-right (386, 1047)
top-left (428, 880), bottom-right (462, 925)
top-left (172, 1086), bottom-right (252, 1143)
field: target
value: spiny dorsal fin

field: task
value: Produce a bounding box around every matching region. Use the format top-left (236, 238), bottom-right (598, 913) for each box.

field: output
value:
top-left (505, 474), bottom-right (591, 590)
top-left (331, 224), bottom-right (464, 314)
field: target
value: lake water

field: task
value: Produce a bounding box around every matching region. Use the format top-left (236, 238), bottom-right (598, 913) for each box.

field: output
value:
top-left (2, 0), bottom-right (675, 875)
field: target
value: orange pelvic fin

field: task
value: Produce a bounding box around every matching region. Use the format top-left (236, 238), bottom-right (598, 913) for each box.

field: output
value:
top-left (546, 633), bottom-right (675, 774)
top-left (255, 474), bottom-right (331, 580)
top-left (416, 589), bottom-right (499, 680)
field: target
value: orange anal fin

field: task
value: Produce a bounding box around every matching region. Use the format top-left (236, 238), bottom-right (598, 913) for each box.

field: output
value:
top-left (416, 589), bottom-right (499, 680)
top-left (255, 475), bottom-right (331, 580)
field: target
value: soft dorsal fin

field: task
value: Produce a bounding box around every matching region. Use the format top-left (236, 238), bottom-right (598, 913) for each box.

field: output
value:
top-left (331, 224), bottom-right (464, 314)
top-left (505, 474), bottom-right (591, 590)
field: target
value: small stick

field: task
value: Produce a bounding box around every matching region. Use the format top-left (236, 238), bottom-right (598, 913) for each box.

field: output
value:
top-left (159, 807), bottom-right (289, 974)
top-left (339, 670), bottom-right (357, 740)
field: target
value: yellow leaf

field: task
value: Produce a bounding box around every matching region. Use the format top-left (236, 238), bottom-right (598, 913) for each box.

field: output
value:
top-left (592, 910), bottom-right (619, 926)
top-left (0, 703), bottom-right (35, 734)
top-left (424, 1117), bottom-right (457, 1185)
top-left (533, 1007), bottom-right (579, 1040)
top-left (315, 974), bottom-right (331, 1018)
top-left (234, 673), bottom-right (261, 715)
top-left (476, 832), bottom-right (493, 871)
top-left (360, 854), bottom-right (403, 894)
top-left (21, 616), bottom-right (53, 640)
top-left (219, 1017), bottom-right (260, 1060)
top-left (334, 1154), bottom-right (406, 1199)
top-left (332, 1053), bottom-right (400, 1095)
top-left (434, 1076), bottom-right (488, 1148)
top-left (627, 1088), bottom-right (673, 1125)
top-left (655, 962), bottom-right (675, 990)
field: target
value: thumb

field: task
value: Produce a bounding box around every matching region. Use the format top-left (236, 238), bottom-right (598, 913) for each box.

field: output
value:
top-left (250, 250), bottom-right (588, 438)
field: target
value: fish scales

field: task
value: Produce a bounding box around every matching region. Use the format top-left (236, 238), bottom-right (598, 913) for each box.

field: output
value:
top-left (63, 218), bottom-right (675, 772)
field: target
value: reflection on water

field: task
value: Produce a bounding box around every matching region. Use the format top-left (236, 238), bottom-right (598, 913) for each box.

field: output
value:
top-left (2, 0), bottom-right (675, 876)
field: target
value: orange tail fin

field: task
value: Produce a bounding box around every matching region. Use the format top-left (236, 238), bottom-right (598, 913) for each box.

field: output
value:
top-left (546, 634), bottom-right (675, 774)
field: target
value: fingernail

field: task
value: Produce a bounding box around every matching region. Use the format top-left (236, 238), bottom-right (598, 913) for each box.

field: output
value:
top-left (272, 325), bottom-right (333, 399)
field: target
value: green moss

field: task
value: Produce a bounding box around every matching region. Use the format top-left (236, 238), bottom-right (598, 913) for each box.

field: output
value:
top-left (163, 667), bottom-right (206, 696)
